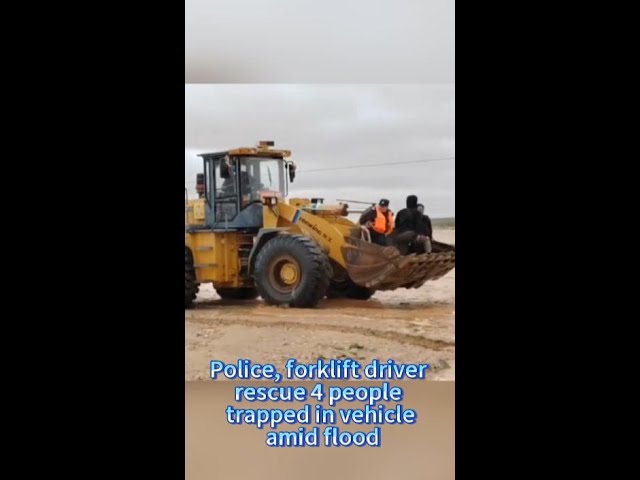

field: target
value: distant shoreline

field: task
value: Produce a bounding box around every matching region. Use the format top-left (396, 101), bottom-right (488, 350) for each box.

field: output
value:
top-left (345, 214), bottom-right (455, 228)
top-left (432, 217), bottom-right (455, 228)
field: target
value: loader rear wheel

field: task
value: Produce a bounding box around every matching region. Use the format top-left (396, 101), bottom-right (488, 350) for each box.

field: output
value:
top-left (254, 234), bottom-right (330, 308)
top-left (216, 287), bottom-right (259, 300)
top-left (185, 248), bottom-right (199, 308)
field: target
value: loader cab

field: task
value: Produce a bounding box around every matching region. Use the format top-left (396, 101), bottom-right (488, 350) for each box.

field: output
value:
top-left (197, 143), bottom-right (294, 230)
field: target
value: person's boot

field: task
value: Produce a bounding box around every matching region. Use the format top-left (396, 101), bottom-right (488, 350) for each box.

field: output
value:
top-left (424, 237), bottom-right (432, 254)
top-left (416, 235), bottom-right (432, 254)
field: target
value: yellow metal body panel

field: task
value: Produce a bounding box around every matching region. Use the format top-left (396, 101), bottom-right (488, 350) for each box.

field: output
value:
top-left (262, 202), bottom-right (280, 228)
top-left (279, 198), bottom-right (356, 240)
top-left (288, 198), bottom-right (310, 208)
top-left (185, 198), bottom-right (206, 226)
top-left (193, 202), bottom-right (205, 221)
top-left (263, 202), bottom-right (356, 269)
top-left (185, 231), bottom-right (254, 287)
top-left (228, 147), bottom-right (291, 158)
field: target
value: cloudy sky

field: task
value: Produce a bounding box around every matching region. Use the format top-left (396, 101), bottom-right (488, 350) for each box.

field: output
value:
top-left (185, 84), bottom-right (454, 217)
top-left (185, 0), bottom-right (454, 83)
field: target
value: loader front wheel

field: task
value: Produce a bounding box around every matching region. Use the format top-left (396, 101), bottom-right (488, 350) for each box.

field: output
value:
top-left (327, 262), bottom-right (375, 300)
top-left (216, 287), bottom-right (260, 300)
top-left (328, 278), bottom-right (375, 300)
top-left (255, 235), bottom-right (330, 308)
top-left (185, 248), bottom-right (199, 308)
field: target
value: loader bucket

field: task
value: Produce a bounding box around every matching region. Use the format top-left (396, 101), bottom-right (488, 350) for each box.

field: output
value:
top-left (341, 236), bottom-right (455, 290)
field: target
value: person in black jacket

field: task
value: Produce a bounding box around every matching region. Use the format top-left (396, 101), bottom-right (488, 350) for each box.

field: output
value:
top-left (392, 195), bottom-right (431, 254)
top-left (394, 195), bottom-right (420, 232)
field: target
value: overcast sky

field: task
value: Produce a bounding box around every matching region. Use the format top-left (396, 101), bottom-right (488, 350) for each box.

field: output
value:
top-left (185, 84), bottom-right (454, 217)
top-left (185, 0), bottom-right (454, 83)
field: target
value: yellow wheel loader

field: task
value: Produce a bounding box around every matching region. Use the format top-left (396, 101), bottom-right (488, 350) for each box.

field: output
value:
top-left (185, 141), bottom-right (455, 308)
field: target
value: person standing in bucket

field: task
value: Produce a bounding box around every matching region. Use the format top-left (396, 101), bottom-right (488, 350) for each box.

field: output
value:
top-left (358, 199), bottom-right (395, 246)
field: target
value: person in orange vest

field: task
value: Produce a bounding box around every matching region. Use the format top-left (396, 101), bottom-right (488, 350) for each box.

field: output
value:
top-left (358, 199), bottom-right (395, 246)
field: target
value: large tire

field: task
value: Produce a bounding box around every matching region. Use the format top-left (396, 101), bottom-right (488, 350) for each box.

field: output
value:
top-left (254, 234), bottom-right (331, 308)
top-left (185, 248), bottom-right (199, 308)
top-left (326, 261), bottom-right (375, 300)
top-left (328, 278), bottom-right (375, 300)
top-left (216, 287), bottom-right (259, 300)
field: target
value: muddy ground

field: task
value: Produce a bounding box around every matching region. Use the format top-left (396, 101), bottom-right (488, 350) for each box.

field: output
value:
top-left (185, 229), bottom-right (455, 381)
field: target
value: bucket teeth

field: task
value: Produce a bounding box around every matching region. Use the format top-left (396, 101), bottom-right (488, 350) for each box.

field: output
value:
top-left (342, 238), bottom-right (455, 290)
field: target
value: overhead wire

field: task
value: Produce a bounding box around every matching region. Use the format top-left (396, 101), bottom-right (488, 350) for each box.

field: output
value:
top-left (185, 156), bottom-right (454, 183)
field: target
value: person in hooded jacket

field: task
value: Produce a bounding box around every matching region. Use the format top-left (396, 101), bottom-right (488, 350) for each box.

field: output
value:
top-left (392, 195), bottom-right (432, 254)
